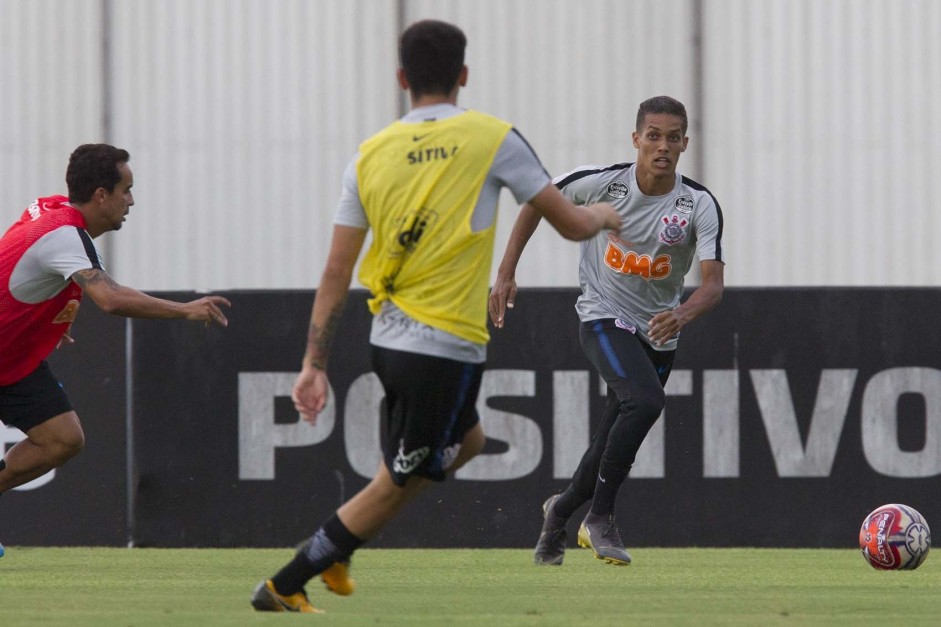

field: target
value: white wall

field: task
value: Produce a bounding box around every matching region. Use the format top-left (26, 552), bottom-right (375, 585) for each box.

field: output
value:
top-left (0, 0), bottom-right (104, 217)
top-left (2, 0), bottom-right (939, 289)
top-left (107, 0), bottom-right (399, 290)
top-left (704, 0), bottom-right (941, 285)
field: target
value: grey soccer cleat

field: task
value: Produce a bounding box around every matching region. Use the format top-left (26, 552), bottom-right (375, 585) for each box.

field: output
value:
top-left (577, 512), bottom-right (632, 565)
top-left (533, 494), bottom-right (567, 565)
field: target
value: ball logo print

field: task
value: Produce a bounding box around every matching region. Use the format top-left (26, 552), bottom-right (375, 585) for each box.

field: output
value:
top-left (859, 503), bottom-right (931, 570)
top-left (606, 180), bottom-right (629, 199)
top-left (674, 194), bottom-right (694, 214)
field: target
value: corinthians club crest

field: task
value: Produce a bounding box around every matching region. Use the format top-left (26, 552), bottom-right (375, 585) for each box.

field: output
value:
top-left (659, 214), bottom-right (688, 245)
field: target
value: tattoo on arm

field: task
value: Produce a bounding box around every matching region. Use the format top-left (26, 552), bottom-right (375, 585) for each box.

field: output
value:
top-left (73, 268), bottom-right (121, 290)
top-left (307, 301), bottom-right (346, 369)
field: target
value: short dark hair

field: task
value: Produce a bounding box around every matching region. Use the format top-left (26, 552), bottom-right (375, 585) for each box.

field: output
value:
top-left (399, 20), bottom-right (466, 98)
top-left (66, 143), bottom-right (131, 203)
top-left (636, 96), bottom-right (688, 134)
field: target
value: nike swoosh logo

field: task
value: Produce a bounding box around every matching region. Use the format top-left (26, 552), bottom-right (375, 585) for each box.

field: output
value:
top-left (412, 133), bottom-right (430, 141)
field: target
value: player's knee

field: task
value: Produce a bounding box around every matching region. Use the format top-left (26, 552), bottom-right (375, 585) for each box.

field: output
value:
top-left (464, 426), bottom-right (485, 459)
top-left (445, 425), bottom-right (485, 473)
top-left (51, 429), bottom-right (85, 463)
top-left (622, 388), bottom-right (666, 420)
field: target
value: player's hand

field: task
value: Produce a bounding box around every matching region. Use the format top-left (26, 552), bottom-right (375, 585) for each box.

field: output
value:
top-left (56, 326), bottom-right (76, 349)
top-left (591, 202), bottom-right (622, 232)
top-left (292, 366), bottom-right (330, 425)
top-left (183, 295), bottom-right (231, 327)
top-left (647, 309), bottom-right (685, 346)
top-left (489, 274), bottom-right (518, 329)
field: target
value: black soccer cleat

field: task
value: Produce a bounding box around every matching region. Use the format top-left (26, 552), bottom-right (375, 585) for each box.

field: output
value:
top-left (533, 494), bottom-right (568, 566)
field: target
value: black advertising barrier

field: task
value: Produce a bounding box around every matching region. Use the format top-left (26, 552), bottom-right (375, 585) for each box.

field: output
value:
top-left (5, 288), bottom-right (940, 548)
top-left (127, 288), bottom-right (941, 549)
top-left (1, 303), bottom-right (126, 546)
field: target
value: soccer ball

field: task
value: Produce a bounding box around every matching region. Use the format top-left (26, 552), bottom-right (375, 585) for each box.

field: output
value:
top-left (859, 503), bottom-right (931, 570)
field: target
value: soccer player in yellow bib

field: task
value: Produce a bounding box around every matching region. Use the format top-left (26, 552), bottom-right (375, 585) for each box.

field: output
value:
top-left (251, 19), bottom-right (620, 614)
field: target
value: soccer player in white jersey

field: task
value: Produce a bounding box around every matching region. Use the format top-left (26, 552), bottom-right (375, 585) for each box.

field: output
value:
top-left (490, 96), bottom-right (725, 566)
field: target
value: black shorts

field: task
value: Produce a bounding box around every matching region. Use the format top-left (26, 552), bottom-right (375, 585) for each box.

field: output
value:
top-left (0, 361), bottom-right (73, 432)
top-left (371, 345), bottom-right (483, 486)
top-left (580, 319), bottom-right (676, 390)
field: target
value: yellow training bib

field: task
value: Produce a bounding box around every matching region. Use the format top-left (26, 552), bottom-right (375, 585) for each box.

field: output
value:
top-left (356, 110), bottom-right (512, 344)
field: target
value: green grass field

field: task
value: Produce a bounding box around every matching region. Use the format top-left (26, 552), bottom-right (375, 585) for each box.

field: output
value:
top-left (1, 546), bottom-right (939, 626)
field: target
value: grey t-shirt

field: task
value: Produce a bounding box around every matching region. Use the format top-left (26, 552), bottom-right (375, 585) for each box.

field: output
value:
top-left (557, 162), bottom-right (724, 351)
top-left (9, 225), bottom-right (103, 303)
top-left (333, 104), bottom-right (551, 363)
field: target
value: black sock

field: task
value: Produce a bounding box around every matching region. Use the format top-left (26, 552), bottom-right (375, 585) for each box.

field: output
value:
top-left (589, 461), bottom-right (630, 517)
top-left (269, 549), bottom-right (320, 596)
top-left (553, 485), bottom-right (586, 520)
top-left (320, 515), bottom-right (364, 557)
top-left (270, 515), bottom-right (364, 596)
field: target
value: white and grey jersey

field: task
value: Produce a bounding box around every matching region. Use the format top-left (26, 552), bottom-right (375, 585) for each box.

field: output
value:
top-left (333, 103), bottom-right (552, 363)
top-left (558, 162), bottom-right (724, 351)
top-left (8, 226), bottom-right (103, 304)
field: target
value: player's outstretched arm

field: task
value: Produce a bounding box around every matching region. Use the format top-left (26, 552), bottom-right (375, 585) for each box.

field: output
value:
top-left (490, 183), bottom-right (621, 329)
top-left (72, 268), bottom-right (230, 326)
top-left (527, 183), bottom-right (621, 241)
top-left (292, 224), bottom-right (367, 424)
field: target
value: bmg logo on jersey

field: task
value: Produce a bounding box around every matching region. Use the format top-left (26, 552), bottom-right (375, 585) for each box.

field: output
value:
top-left (392, 208), bottom-right (438, 256)
top-left (603, 241), bottom-right (671, 279)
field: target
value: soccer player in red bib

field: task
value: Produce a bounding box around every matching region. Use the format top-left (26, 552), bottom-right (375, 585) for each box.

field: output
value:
top-left (0, 144), bottom-right (230, 556)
